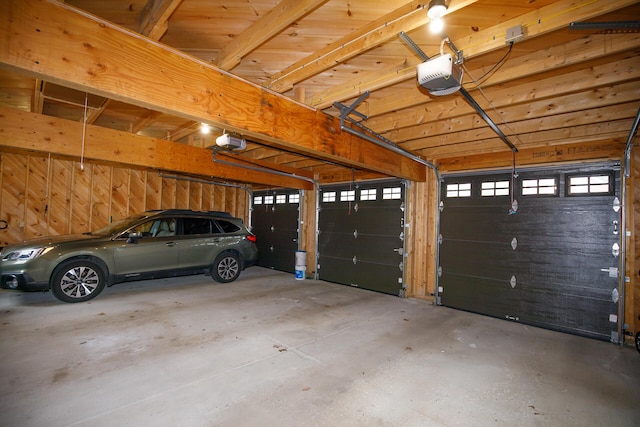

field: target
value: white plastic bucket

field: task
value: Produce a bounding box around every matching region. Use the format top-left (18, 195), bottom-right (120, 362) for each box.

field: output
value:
top-left (295, 250), bottom-right (306, 280)
top-left (295, 250), bottom-right (306, 266)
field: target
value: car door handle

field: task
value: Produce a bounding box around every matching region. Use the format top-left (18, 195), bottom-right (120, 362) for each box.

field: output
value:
top-left (165, 242), bottom-right (176, 247)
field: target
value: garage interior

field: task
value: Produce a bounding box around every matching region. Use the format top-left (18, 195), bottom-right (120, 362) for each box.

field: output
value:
top-left (1, 0), bottom-right (640, 425)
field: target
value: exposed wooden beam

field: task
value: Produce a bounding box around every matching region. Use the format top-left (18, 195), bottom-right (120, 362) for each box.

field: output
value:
top-left (216, 151), bottom-right (316, 180)
top-left (0, 106), bottom-right (314, 190)
top-left (138, 0), bottom-right (183, 40)
top-left (265, 0), bottom-right (478, 93)
top-left (31, 78), bottom-right (44, 113)
top-left (401, 101), bottom-right (640, 153)
top-left (85, 98), bottom-right (111, 125)
top-left (436, 139), bottom-right (625, 172)
top-left (420, 120), bottom-right (632, 159)
top-left (216, 0), bottom-right (327, 71)
top-left (132, 110), bottom-right (164, 134)
top-left (0, 0), bottom-right (425, 182)
top-left (309, 0), bottom-right (639, 109)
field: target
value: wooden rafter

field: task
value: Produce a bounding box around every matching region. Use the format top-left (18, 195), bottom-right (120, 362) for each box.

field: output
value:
top-left (308, 0), bottom-right (639, 109)
top-left (265, 0), bottom-right (479, 93)
top-left (31, 78), bottom-right (44, 114)
top-left (0, 106), bottom-right (315, 189)
top-left (138, 0), bottom-right (183, 40)
top-left (216, 0), bottom-right (328, 71)
top-left (0, 0), bottom-right (426, 181)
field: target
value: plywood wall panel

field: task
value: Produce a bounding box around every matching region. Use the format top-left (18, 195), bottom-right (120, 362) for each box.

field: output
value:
top-left (24, 155), bottom-right (48, 239)
top-left (70, 164), bottom-right (92, 234)
top-left (214, 185), bottom-right (225, 212)
top-left (49, 158), bottom-right (72, 235)
top-left (129, 169), bottom-right (146, 214)
top-left (0, 153), bottom-right (251, 246)
top-left (146, 172), bottom-right (162, 210)
top-left (175, 178), bottom-right (189, 208)
top-left (161, 177), bottom-right (177, 209)
top-left (189, 181), bottom-right (202, 210)
top-left (0, 153), bottom-right (27, 245)
top-left (202, 184), bottom-right (213, 211)
top-left (91, 164), bottom-right (111, 229)
top-left (111, 168), bottom-right (130, 221)
top-left (225, 188), bottom-right (237, 217)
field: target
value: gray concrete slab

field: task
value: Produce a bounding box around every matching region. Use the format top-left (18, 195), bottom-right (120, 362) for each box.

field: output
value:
top-left (1, 267), bottom-right (639, 427)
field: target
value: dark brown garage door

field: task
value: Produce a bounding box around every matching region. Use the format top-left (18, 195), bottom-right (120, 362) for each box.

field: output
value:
top-left (252, 189), bottom-right (300, 273)
top-left (318, 180), bottom-right (405, 296)
top-left (438, 163), bottom-right (621, 342)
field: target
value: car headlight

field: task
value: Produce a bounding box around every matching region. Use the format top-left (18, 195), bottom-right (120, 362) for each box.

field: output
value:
top-left (3, 247), bottom-right (53, 262)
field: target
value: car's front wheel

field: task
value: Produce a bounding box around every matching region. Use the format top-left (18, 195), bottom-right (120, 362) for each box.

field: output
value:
top-left (51, 259), bottom-right (106, 303)
top-left (211, 252), bottom-right (241, 283)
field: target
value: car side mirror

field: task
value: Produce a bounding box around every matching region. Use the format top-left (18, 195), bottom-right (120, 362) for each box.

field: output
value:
top-left (126, 231), bottom-right (142, 244)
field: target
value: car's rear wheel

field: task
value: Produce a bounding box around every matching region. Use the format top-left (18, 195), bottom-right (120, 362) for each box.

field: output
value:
top-left (51, 259), bottom-right (106, 303)
top-left (212, 252), bottom-right (241, 283)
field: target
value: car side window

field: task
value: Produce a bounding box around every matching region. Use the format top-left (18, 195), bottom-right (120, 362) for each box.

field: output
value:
top-left (216, 220), bottom-right (240, 233)
top-left (155, 219), bottom-right (176, 237)
top-left (129, 220), bottom-right (155, 237)
top-left (183, 218), bottom-right (213, 235)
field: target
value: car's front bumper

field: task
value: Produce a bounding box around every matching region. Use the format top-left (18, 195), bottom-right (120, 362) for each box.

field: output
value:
top-left (0, 272), bottom-right (49, 291)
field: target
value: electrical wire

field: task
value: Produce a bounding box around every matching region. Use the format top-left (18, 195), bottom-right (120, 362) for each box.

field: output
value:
top-left (464, 41), bottom-right (514, 88)
top-left (461, 56), bottom-right (526, 149)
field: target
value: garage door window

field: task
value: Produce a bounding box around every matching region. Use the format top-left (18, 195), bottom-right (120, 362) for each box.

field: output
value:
top-left (360, 189), bottom-right (377, 201)
top-left (289, 194), bottom-right (300, 203)
top-left (276, 194), bottom-right (287, 204)
top-left (522, 177), bottom-right (557, 196)
top-left (322, 192), bottom-right (336, 202)
top-left (446, 183), bottom-right (471, 198)
top-left (567, 174), bottom-right (612, 195)
top-left (340, 190), bottom-right (355, 201)
top-left (481, 181), bottom-right (510, 197)
top-left (253, 196), bottom-right (263, 205)
top-left (383, 187), bottom-right (402, 200)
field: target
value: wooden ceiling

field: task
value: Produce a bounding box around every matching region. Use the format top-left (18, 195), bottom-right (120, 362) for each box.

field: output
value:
top-left (1, 0), bottom-right (639, 187)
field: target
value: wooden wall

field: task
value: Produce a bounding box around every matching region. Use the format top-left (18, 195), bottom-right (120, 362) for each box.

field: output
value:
top-left (0, 151), bottom-right (249, 246)
top-left (404, 172), bottom-right (439, 301)
top-left (631, 149), bottom-right (640, 340)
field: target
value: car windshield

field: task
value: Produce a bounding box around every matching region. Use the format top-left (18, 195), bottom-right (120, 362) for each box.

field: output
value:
top-left (87, 214), bottom-right (148, 237)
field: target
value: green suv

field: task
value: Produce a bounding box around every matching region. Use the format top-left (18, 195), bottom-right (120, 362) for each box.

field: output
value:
top-left (0, 210), bottom-right (258, 303)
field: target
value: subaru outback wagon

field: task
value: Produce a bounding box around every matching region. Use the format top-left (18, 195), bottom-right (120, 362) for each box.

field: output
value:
top-left (0, 209), bottom-right (258, 303)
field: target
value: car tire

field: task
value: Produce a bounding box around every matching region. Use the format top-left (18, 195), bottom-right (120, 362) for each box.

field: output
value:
top-left (51, 259), bottom-right (106, 303)
top-left (211, 252), bottom-right (241, 283)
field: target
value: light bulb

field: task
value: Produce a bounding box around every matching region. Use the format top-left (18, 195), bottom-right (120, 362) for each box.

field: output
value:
top-left (429, 17), bottom-right (444, 34)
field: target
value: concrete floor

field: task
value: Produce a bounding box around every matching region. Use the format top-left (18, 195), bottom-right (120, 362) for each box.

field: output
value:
top-left (1, 267), bottom-right (639, 427)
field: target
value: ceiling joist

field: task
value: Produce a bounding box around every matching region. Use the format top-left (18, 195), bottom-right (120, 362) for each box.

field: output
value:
top-left (0, 0), bottom-right (426, 182)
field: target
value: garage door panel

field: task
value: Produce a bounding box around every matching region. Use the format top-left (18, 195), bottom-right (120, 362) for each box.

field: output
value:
top-left (441, 275), bottom-right (518, 318)
top-left (439, 165), bottom-right (621, 342)
top-left (318, 180), bottom-right (405, 296)
top-left (318, 257), bottom-right (357, 285)
top-left (252, 190), bottom-right (300, 273)
top-left (441, 207), bottom-right (517, 241)
top-left (440, 240), bottom-right (516, 278)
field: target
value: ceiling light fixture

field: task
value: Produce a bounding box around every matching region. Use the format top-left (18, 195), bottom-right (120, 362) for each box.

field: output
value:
top-left (427, 0), bottom-right (447, 33)
top-left (427, 0), bottom-right (447, 19)
top-left (200, 123), bottom-right (210, 134)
